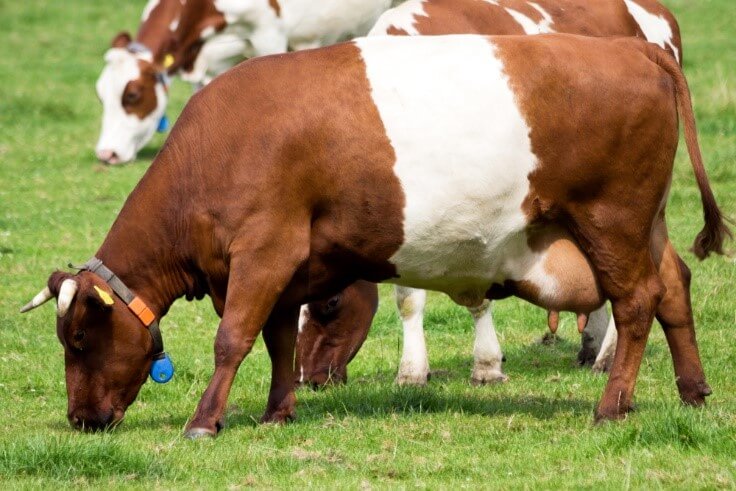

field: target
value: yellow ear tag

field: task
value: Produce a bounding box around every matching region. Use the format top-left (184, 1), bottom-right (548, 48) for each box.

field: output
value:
top-left (164, 54), bottom-right (174, 69)
top-left (94, 286), bottom-right (115, 306)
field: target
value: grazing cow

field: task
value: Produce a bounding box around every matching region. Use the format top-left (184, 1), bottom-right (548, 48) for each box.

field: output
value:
top-left (305, 0), bottom-right (684, 387)
top-left (97, 0), bottom-right (392, 165)
top-left (23, 34), bottom-right (727, 436)
top-left (95, 0), bottom-right (183, 164)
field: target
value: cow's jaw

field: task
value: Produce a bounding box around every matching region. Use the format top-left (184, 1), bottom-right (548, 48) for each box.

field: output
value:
top-left (95, 49), bottom-right (167, 164)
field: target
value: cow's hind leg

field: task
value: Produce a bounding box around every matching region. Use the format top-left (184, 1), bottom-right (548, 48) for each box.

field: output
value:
top-left (654, 235), bottom-right (711, 406)
top-left (562, 207), bottom-right (666, 421)
top-left (469, 300), bottom-right (507, 384)
top-left (395, 286), bottom-right (430, 386)
top-left (578, 305), bottom-right (612, 368)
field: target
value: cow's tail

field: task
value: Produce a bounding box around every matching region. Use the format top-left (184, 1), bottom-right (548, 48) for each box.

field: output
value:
top-left (640, 42), bottom-right (732, 259)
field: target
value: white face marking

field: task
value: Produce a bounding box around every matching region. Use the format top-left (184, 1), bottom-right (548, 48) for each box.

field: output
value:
top-left (95, 49), bottom-right (167, 163)
top-left (624, 0), bottom-right (679, 63)
top-left (504, 5), bottom-right (554, 34)
top-left (169, 18), bottom-right (179, 31)
top-left (368, 0), bottom-right (427, 36)
top-left (358, 35), bottom-right (546, 300)
top-left (141, 0), bottom-right (161, 21)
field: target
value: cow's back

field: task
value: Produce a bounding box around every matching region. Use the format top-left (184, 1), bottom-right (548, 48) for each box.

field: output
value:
top-left (370, 0), bottom-right (681, 62)
top-left (163, 34), bottom-right (678, 294)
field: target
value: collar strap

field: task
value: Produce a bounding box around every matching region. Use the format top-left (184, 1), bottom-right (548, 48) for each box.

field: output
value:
top-left (80, 257), bottom-right (165, 358)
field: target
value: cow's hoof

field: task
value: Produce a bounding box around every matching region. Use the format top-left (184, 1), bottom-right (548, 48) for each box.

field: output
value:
top-left (395, 372), bottom-right (429, 386)
top-left (184, 427), bottom-right (217, 439)
top-left (576, 346), bottom-right (598, 367)
top-left (471, 367), bottom-right (508, 385)
top-left (594, 403), bottom-right (634, 424)
top-left (678, 380), bottom-right (712, 407)
top-left (260, 408), bottom-right (296, 424)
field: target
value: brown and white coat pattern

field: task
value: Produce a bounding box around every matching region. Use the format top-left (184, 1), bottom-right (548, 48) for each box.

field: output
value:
top-left (25, 34), bottom-right (724, 435)
top-left (366, 0), bottom-right (683, 385)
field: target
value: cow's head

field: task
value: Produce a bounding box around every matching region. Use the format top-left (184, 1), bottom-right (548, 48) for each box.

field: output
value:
top-left (22, 271), bottom-right (154, 431)
top-left (295, 282), bottom-right (378, 387)
top-left (95, 32), bottom-right (168, 164)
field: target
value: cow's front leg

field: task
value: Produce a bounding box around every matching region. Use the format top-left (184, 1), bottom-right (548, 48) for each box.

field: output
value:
top-left (395, 286), bottom-right (430, 386)
top-left (261, 306), bottom-right (299, 423)
top-left (185, 234), bottom-right (308, 438)
top-left (469, 300), bottom-right (507, 385)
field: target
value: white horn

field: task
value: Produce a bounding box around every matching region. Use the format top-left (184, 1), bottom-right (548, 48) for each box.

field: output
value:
top-left (56, 279), bottom-right (79, 317)
top-left (20, 287), bottom-right (53, 313)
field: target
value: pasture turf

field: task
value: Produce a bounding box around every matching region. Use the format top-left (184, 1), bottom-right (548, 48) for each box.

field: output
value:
top-left (1, 0), bottom-right (735, 488)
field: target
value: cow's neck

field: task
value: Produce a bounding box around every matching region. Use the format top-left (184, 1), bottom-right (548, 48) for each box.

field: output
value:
top-left (136, 0), bottom-right (181, 61)
top-left (94, 163), bottom-right (193, 318)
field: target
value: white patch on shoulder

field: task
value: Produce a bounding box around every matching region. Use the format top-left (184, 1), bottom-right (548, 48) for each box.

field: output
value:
top-left (141, 0), bottom-right (161, 21)
top-left (624, 0), bottom-right (679, 63)
top-left (504, 5), bottom-right (554, 34)
top-left (368, 0), bottom-right (427, 36)
top-left (356, 35), bottom-right (539, 299)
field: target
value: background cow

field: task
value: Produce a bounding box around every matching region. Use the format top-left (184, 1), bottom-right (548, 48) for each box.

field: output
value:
top-left (23, 34), bottom-right (727, 436)
top-left (296, 0), bottom-right (685, 388)
top-left (96, 0), bottom-right (392, 165)
top-left (95, 0), bottom-right (182, 164)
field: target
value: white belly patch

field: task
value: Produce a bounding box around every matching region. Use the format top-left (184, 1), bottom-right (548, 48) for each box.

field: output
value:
top-left (356, 35), bottom-right (542, 301)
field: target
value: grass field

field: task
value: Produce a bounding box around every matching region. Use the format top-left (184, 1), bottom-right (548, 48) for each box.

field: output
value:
top-left (1, 0), bottom-right (735, 488)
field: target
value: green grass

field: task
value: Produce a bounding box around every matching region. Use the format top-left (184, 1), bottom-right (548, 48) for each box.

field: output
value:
top-left (1, 0), bottom-right (735, 488)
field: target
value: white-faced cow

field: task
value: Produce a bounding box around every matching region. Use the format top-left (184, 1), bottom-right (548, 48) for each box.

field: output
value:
top-left (351, 0), bottom-right (684, 387)
top-left (95, 0), bottom-right (182, 165)
top-left (96, 0), bottom-right (392, 165)
top-left (24, 34), bottom-right (727, 436)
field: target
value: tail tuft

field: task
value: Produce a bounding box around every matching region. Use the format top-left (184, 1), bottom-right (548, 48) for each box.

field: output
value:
top-left (691, 205), bottom-right (733, 259)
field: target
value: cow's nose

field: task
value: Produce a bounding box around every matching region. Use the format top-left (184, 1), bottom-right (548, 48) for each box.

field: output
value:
top-left (68, 408), bottom-right (115, 432)
top-left (96, 149), bottom-right (121, 165)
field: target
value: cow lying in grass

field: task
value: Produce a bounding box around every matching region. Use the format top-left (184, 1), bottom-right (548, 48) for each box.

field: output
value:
top-left (24, 33), bottom-right (727, 436)
top-left (296, 0), bottom-right (686, 388)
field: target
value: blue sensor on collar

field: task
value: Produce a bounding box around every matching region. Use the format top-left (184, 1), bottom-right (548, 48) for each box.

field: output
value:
top-left (150, 353), bottom-right (174, 383)
top-left (157, 114), bottom-right (169, 133)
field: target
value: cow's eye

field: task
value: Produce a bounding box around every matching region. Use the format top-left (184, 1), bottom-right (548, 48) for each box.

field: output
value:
top-left (122, 90), bottom-right (141, 105)
top-left (72, 330), bottom-right (86, 348)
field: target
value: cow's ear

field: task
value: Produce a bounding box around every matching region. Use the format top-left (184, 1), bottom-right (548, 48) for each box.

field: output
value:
top-left (111, 31), bottom-right (132, 48)
top-left (84, 282), bottom-right (116, 311)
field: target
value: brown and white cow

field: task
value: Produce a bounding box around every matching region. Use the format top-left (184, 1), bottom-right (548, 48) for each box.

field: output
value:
top-left (24, 34), bottom-right (727, 435)
top-left (95, 0), bottom-right (182, 164)
top-left (97, 0), bottom-right (392, 165)
top-left (351, 0), bottom-right (684, 386)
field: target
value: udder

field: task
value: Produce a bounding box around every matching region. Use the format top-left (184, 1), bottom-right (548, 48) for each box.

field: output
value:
top-left (491, 225), bottom-right (605, 316)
